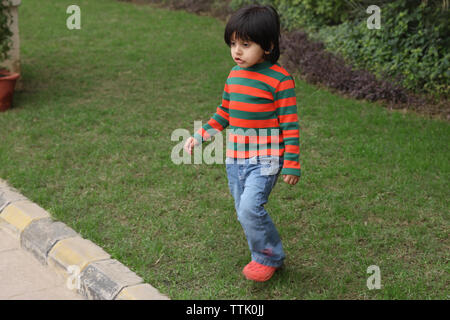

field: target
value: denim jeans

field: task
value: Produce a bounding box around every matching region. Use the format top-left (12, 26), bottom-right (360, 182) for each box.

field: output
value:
top-left (225, 156), bottom-right (285, 268)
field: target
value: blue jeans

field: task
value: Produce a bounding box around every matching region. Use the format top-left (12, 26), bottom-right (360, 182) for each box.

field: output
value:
top-left (225, 156), bottom-right (285, 268)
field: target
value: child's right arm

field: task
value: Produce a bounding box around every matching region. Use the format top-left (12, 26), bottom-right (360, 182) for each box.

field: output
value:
top-left (185, 80), bottom-right (231, 154)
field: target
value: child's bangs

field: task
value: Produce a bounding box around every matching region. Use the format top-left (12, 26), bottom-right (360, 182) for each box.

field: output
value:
top-left (231, 29), bottom-right (252, 43)
top-left (224, 15), bottom-right (258, 46)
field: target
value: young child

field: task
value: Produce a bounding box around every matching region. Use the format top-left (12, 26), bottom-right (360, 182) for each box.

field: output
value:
top-left (184, 4), bottom-right (300, 282)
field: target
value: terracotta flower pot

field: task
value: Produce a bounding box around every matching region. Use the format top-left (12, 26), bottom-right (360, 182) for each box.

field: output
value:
top-left (0, 69), bottom-right (20, 112)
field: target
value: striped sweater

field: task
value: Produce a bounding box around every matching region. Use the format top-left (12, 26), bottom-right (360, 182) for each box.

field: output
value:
top-left (193, 60), bottom-right (301, 177)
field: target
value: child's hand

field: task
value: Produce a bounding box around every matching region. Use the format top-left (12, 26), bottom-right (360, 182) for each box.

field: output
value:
top-left (183, 137), bottom-right (199, 155)
top-left (283, 174), bottom-right (299, 185)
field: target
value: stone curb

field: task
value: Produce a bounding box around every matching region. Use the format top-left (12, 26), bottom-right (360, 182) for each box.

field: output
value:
top-left (0, 178), bottom-right (170, 300)
top-left (21, 217), bottom-right (79, 265)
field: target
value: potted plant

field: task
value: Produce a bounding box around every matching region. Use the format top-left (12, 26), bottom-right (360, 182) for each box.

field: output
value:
top-left (0, 0), bottom-right (19, 112)
top-left (0, 67), bottom-right (19, 111)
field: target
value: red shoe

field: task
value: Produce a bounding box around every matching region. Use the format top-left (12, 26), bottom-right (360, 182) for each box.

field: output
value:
top-left (242, 261), bottom-right (278, 282)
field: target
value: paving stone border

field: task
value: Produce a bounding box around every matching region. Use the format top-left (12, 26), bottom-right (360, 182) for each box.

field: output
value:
top-left (0, 178), bottom-right (169, 300)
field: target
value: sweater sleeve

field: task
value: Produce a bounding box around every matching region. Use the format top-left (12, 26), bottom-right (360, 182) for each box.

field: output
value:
top-left (193, 83), bottom-right (230, 143)
top-left (275, 75), bottom-right (301, 177)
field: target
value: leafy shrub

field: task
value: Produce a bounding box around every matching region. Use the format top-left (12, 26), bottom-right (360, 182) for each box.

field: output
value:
top-left (280, 30), bottom-right (413, 105)
top-left (230, 0), bottom-right (391, 30)
top-left (315, 0), bottom-right (449, 98)
top-left (271, 0), bottom-right (351, 30)
top-left (0, 0), bottom-right (13, 63)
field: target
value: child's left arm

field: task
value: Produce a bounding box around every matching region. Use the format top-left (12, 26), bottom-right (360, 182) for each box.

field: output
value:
top-left (283, 174), bottom-right (299, 185)
top-left (275, 75), bottom-right (301, 184)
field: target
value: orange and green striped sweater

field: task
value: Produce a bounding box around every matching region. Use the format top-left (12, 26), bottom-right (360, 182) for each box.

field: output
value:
top-left (193, 60), bottom-right (301, 177)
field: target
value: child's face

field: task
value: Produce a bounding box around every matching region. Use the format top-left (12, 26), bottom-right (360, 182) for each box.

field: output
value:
top-left (230, 32), bottom-right (268, 68)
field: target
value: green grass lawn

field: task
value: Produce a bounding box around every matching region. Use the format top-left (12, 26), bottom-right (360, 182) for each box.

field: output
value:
top-left (0, 0), bottom-right (448, 299)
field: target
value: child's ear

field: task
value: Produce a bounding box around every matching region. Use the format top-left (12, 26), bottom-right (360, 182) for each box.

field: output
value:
top-left (265, 43), bottom-right (275, 54)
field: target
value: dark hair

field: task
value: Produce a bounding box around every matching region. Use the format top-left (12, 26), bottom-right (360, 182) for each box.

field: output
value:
top-left (224, 4), bottom-right (281, 64)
